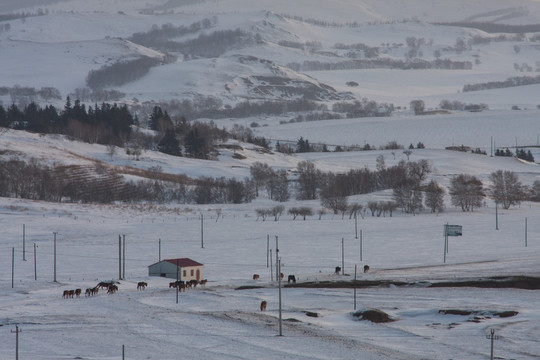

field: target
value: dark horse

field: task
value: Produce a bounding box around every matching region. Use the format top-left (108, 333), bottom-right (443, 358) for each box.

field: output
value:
top-left (137, 281), bottom-right (148, 290)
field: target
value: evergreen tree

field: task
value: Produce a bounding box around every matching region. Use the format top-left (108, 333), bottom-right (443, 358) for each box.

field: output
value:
top-left (184, 128), bottom-right (208, 159)
top-left (157, 129), bottom-right (182, 156)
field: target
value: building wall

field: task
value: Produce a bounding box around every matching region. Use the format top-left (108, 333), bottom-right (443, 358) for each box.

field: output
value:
top-left (148, 262), bottom-right (203, 281)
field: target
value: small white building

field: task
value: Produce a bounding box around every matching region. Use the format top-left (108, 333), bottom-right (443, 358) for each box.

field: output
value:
top-left (148, 258), bottom-right (204, 281)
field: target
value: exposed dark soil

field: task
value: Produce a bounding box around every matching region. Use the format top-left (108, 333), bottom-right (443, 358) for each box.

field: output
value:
top-left (352, 309), bottom-right (394, 323)
top-left (284, 276), bottom-right (540, 290)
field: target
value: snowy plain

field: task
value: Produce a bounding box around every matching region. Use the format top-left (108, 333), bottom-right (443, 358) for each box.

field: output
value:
top-left (1, 0), bottom-right (540, 359)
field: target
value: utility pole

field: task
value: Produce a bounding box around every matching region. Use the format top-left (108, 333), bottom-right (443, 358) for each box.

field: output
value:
top-left (359, 229), bottom-right (363, 262)
top-left (53, 232), bottom-right (57, 282)
top-left (176, 260), bottom-right (179, 304)
top-left (341, 237), bottom-right (345, 275)
top-left (270, 249), bottom-right (273, 282)
top-left (354, 212), bottom-right (358, 239)
top-left (200, 213), bottom-right (204, 248)
top-left (34, 243), bottom-right (37, 281)
top-left (12, 247), bottom-right (14, 288)
top-left (118, 235), bottom-right (122, 280)
top-left (266, 235), bottom-right (269, 268)
top-left (22, 224), bottom-right (26, 261)
top-left (495, 202), bottom-right (499, 230)
top-left (275, 236), bottom-right (279, 281)
top-left (122, 234), bottom-right (126, 280)
top-left (158, 238), bottom-right (161, 261)
top-left (278, 258), bottom-right (283, 336)
top-left (354, 265), bottom-right (357, 310)
top-left (11, 324), bottom-right (21, 360)
top-left (525, 217), bottom-right (528, 247)
top-left (486, 329), bottom-right (499, 360)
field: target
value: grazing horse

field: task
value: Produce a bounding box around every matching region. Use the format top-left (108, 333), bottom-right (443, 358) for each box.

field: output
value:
top-left (74, 289), bottom-right (82, 298)
top-left (137, 281), bottom-right (148, 290)
top-left (252, 274), bottom-right (260, 280)
top-left (97, 281), bottom-right (114, 290)
top-left (85, 288), bottom-right (96, 296)
top-left (169, 280), bottom-right (184, 288)
top-left (199, 279), bottom-right (207, 287)
top-left (363, 265), bottom-right (370, 273)
top-left (260, 300), bottom-right (267, 311)
top-left (335, 266), bottom-right (341, 274)
top-left (107, 284), bottom-right (118, 294)
top-left (287, 275), bottom-right (296, 284)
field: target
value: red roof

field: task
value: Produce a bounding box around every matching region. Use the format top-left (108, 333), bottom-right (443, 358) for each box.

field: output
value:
top-left (149, 258), bottom-right (203, 268)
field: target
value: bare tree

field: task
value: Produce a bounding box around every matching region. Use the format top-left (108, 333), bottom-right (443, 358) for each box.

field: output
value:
top-left (271, 205), bottom-right (285, 221)
top-left (321, 195), bottom-right (348, 215)
top-left (250, 162), bottom-right (271, 197)
top-left (106, 144), bottom-right (117, 160)
top-left (489, 170), bottom-right (525, 209)
top-left (409, 100), bottom-right (425, 115)
top-left (295, 161), bottom-right (320, 200)
top-left (424, 180), bottom-right (445, 213)
top-left (255, 208), bottom-right (271, 221)
top-left (449, 174), bottom-right (484, 212)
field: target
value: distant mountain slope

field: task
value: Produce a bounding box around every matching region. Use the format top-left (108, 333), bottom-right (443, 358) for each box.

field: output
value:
top-left (1, 0), bottom-right (540, 111)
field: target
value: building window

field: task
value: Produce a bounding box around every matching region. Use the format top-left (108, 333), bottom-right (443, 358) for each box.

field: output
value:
top-left (183, 270), bottom-right (186, 277)
top-left (190, 269), bottom-right (194, 276)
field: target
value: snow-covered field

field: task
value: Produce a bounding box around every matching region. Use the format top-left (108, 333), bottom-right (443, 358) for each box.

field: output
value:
top-left (1, 181), bottom-right (540, 359)
top-left (1, 110), bottom-right (540, 359)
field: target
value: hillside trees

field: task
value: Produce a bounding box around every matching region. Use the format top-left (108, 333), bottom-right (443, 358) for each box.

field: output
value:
top-left (250, 162), bottom-right (272, 197)
top-left (488, 170), bottom-right (525, 209)
top-left (449, 174), bottom-right (484, 211)
top-left (295, 161), bottom-right (321, 200)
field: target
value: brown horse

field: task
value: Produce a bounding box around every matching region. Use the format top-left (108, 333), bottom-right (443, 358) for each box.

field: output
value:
top-left (74, 289), bottom-right (82, 298)
top-left (188, 279), bottom-right (198, 288)
top-left (260, 300), bottom-right (267, 311)
top-left (97, 281), bottom-right (114, 290)
top-left (199, 279), bottom-right (207, 287)
top-left (62, 290), bottom-right (70, 298)
top-left (85, 288), bottom-right (97, 296)
top-left (107, 284), bottom-right (118, 294)
top-left (137, 281), bottom-right (147, 290)
top-left (252, 274), bottom-right (260, 280)
top-left (363, 265), bottom-right (370, 273)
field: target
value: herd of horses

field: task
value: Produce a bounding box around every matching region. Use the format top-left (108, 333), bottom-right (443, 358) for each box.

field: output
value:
top-left (168, 279), bottom-right (207, 291)
top-left (63, 279), bottom-right (209, 298)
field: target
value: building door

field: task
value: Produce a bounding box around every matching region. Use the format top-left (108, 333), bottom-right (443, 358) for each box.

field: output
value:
top-left (196, 269), bottom-right (200, 281)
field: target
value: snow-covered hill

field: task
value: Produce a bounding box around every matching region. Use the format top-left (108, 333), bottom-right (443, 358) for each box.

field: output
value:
top-left (2, 0), bottom-right (540, 110)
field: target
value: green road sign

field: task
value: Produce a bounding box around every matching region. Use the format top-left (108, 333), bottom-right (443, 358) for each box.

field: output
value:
top-left (445, 225), bottom-right (462, 236)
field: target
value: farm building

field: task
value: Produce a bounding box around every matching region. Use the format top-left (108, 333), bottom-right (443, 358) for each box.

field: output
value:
top-left (148, 258), bottom-right (203, 281)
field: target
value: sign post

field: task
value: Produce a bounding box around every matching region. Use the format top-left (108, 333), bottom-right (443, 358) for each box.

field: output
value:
top-left (443, 224), bottom-right (462, 263)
